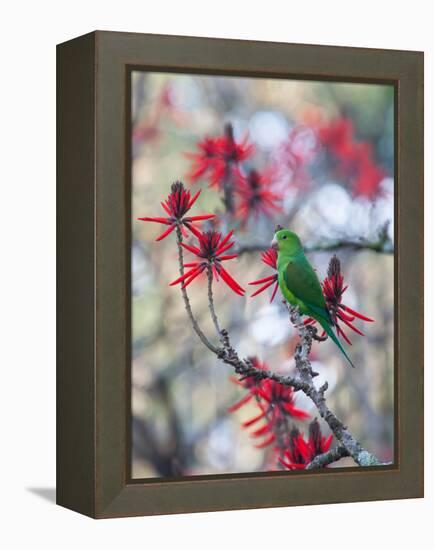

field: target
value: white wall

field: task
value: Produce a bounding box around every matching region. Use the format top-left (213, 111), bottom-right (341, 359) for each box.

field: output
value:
top-left (1, 1), bottom-right (431, 548)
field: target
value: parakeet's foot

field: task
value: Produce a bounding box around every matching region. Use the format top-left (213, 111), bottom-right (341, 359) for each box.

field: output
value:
top-left (306, 325), bottom-right (328, 342)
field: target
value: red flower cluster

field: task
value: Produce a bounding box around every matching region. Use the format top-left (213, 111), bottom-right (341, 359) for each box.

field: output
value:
top-left (319, 117), bottom-right (385, 198)
top-left (229, 357), bottom-right (309, 449)
top-left (248, 248), bottom-right (279, 303)
top-left (137, 181), bottom-right (215, 241)
top-left (322, 255), bottom-right (374, 343)
top-left (236, 169), bottom-right (281, 224)
top-left (187, 123), bottom-right (253, 189)
top-left (187, 124), bottom-right (285, 222)
top-left (170, 228), bottom-right (245, 296)
top-left (186, 137), bottom-right (220, 183)
top-left (305, 255), bottom-right (374, 344)
top-left (279, 419), bottom-right (333, 470)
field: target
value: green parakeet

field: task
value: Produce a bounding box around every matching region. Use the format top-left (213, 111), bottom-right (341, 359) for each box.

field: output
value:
top-left (271, 229), bottom-right (355, 368)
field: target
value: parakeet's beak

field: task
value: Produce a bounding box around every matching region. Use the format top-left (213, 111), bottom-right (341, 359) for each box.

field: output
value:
top-left (271, 235), bottom-right (278, 250)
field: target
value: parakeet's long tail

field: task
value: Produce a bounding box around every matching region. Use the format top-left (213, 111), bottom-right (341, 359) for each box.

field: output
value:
top-left (317, 316), bottom-right (356, 369)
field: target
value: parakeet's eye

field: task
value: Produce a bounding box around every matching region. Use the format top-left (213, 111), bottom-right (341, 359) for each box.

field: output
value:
top-left (282, 235), bottom-right (287, 240)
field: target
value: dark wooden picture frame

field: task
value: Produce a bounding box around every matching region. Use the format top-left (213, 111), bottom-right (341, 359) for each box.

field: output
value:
top-left (57, 31), bottom-right (423, 519)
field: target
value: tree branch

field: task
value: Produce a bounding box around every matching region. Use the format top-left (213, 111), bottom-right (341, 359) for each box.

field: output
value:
top-left (235, 235), bottom-right (393, 257)
top-left (286, 304), bottom-right (381, 467)
top-left (174, 231), bottom-right (383, 468)
top-left (206, 266), bottom-right (225, 345)
top-left (305, 446), bottom-right (350, 469)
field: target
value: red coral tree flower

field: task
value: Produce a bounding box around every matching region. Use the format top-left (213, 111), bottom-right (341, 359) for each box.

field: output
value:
top-left (279, 419), bottom-right (333, 470)
top-left (351, 142), bottom-right (386, 197)
top-left (236, 169), bottom-right (281, 224)
top-left (170, 228), bottom-right (245, 296)
top-left (186, 123), bottom-right (253, 189)
top-left (248, 248), bottom-right (279, 303)
top-left (319, 117), bottom-right (355, 166)
top-left (319, 117), bottom-right (385, 198)
top-left (137, 181), bottom-right (215, 241)
top-left (213, 123), bottom-right (253, 185)
top-left (306, 255), bottom-right (374, 344)
top-left (227, 357), bottom-right (272, 414)
top-left (229, 357), bottom-right (309, 449)
top-left (186, 137), bottom-right (220, 183)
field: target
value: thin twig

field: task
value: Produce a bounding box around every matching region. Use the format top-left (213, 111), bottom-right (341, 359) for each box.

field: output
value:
top-left (175, 225), bottom-right (219, 354)
top-left (206, 267), bottom-right (225, 345)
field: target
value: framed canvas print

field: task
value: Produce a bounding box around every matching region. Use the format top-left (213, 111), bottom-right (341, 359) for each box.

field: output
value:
top-left (57, 31), bottom-right (423, 518)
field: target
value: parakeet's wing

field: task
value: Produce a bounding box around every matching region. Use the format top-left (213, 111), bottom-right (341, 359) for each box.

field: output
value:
top-left (283, 256), bottom-right (328, 314)
top-left (282, 255), bottom-right (355, 367)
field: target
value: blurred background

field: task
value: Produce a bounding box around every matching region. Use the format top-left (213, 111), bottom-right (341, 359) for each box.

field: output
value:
top-left (131, 71), bottom-right (394, 479)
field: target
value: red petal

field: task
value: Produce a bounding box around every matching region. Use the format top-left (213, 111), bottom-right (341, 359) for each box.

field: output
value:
top-left (242, 411), bottom-right (266, 428)
top-left (339, 316), bottom-right (365, 336)
top-left (181, 265), bottom-right (206, 288)
top-left (254, 433), bottom-right (276, 449)
top-left (294, 436), bottom-right (311, 462)
top-left (337, 325), bottom-right (352, 345)
top-left (250, 423), bottom-right (272, 437)
top-left (185, 214), bottom-right (215, 222)
top-left (227, 393), bottom-right (253, 413)
top-left (270, 282), bottom-right (279, 303)
top-left (248, 274), bottom-right (278, 285)
top-left (250, 279), bottom-right (275, 297)
top-left (155, 224), bottom-right (176, 241)
top-left (169, 267), bottom-right (201, 286)
top-left (282, 403), bottom-right (310, 419)
top-left (219, 254), bottom-right (238, 262)
top-left (138, 216), bottom-right (171, 225)
top-left (336, 309), bottom-right (355, 322)
top-left (181, 242), bottom-right (201, 255)
top-left (278, 457), bottom-right (295, 469)
top-left (219, 266), bottom-right (245, 296)
top-left (256, 387), bottom-right (271, 402)
top-left (215, 241), bottom-right (235, 256)
top-left (209, 161), bottom-right (226, 187)
top-left (323, 434), bottom-right (333, 452)
top-left (341, 305), bottom-right (374, 322)
top-left (183, 223), bottom-right (203, 240)
top-left (187, 189), bottom-right (201, 208)
top-left (161, 202), bottom-right (172, 215)
top-left (218, 230), bottom-right (234, 249)
top-left (304, 318), bottom-right (316, 325)
top-left (261, 249), bottom-right (277, 268)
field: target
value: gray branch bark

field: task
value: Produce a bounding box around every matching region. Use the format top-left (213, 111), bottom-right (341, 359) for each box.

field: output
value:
top-left (286, 304), bottom-right (381, 467)
top-left (305, 446), bottom-right (350, 469)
